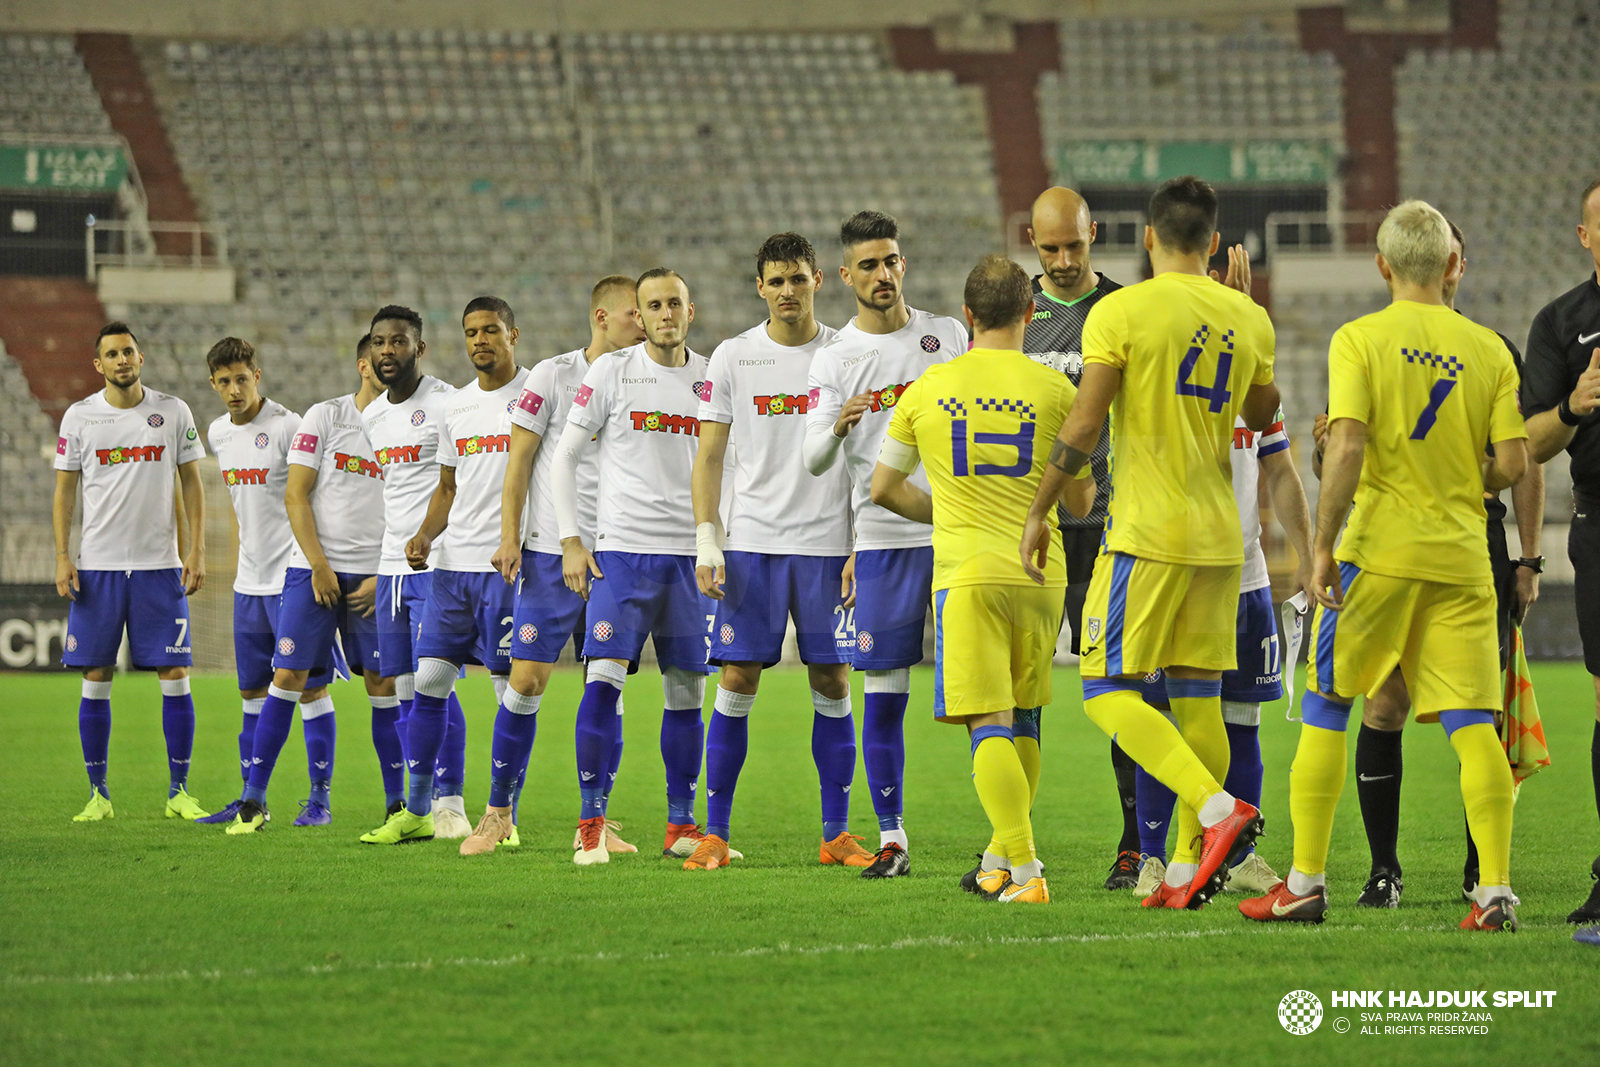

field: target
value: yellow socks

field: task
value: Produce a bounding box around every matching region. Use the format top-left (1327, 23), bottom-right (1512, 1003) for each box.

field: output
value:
top-left (1450, 719), bottom-right (1514, 891)
top-left (1013, 707), bottom-right (1042, 810)
top-left (1166, 678), bottom-right (1228, 864)
top-left (1288, 718), bottom-right (1349, 879)
top-left (971, 726), bottom-right (1036, 871)
top-left (1083, 681), bottom-right (1224, 815)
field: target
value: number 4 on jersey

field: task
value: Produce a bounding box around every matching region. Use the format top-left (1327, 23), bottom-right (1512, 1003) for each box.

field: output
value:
top-left (1174, 326), bottom-right (1234, 413)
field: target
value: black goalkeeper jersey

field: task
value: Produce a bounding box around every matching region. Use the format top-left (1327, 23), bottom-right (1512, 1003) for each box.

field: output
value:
top-left (1024, 272), bottom-right (1122, 527)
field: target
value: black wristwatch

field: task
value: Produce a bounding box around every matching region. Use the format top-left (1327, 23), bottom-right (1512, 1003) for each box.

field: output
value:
top-left (1516, 556), bottom-right (1545, 573)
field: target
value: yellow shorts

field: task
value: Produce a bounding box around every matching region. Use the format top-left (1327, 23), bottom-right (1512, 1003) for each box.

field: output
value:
top-left (932, 583), bottom-right (1063, 723)
top-left (1079, 553), bottom-right (1240, 678)
top-left (1305, 564), bottom-right (1498, 721)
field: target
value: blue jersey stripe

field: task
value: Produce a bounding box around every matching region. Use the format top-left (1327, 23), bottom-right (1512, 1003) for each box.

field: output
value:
top-left (1313, 561), bottom-right (1362, 694)
top-left (1106, 553), bottom-right (1134, 676)
top-left (932, 589), bottom-right (947, 716)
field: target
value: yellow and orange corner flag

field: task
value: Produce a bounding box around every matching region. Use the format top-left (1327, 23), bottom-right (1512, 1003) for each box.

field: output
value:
top-left (1500, 625), bottom-right (1551, 786)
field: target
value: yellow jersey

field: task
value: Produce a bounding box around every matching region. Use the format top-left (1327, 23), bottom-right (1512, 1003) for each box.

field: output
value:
top-left (1328, 301), bottom-right (1526, 585)
top-left (1081, 271), bottom-right (1276, 566)
top-left (886, 347), bottom-right (1081, 590)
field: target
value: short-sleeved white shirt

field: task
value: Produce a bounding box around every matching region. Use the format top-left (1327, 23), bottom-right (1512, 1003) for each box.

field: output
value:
top-left (568, 344), bottom-right (708, 556)
top-left (55, 388), bottom-right (206, 571)
top-left (436, 367), bottom-right (528, 573)
top-left (285, 394), bottom-right (384, 574)
top-left (804, 308), bottom-right (967, 551)
top-left (1233, 411), bottom-right (1290, 595)
top-left (511, 350), bottom-right (600, 553)
top-left (700, 322), bottom-right (852, 555)
top-left (361, 375), bottom-right (456, 575)
top-left (208, 399), bottom-right (301, 595)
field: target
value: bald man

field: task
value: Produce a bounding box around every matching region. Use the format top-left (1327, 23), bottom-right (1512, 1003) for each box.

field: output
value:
top-left (1022, 187), bottom-right (1139, 889)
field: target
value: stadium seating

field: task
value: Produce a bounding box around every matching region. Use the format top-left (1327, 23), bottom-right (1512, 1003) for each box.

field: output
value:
top-left (0, 33), bottom-right (112, 137)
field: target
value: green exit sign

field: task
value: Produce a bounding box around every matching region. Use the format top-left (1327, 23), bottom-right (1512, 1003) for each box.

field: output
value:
top-left (0, 144), bottom-right (129, 192)
top-left (1057, 140), bottom-right (1331, 186)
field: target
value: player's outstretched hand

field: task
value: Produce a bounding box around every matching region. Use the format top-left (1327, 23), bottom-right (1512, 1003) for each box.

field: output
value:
top-left (310, 563), bottom-right (342, 608)
top-left (1570, 349), bottom-right (1600, 416)
top-left (1209, 243), bottom-right (1251, 295)
top-left (840, 553), bottom-right (856, 609)
top-left (349, 576), bottom-right (378, 617)
top-left (1019, 512), bottom-right (1052, 585)
top-left (1293, 557), bottom-right (1317, 614)
top-left (834, 391), bottom-right (874, 438)
top-left (492, 537), bottom-right (522, 586)
top-left (562, 538), bottom-right (602, 600)
top-left (181, 550), bottom-right (206, 596)
top-left (405, 533), bottom-right (432, 571)
top-left (1311, 548), bottom-right (1343, 611)
top-left (55, 556), bottom-right (78, 600)
top-left (695, 563), bottom-right (725, 600)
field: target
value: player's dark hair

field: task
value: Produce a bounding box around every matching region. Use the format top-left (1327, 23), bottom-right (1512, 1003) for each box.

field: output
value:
top-left (463, 295), bottom-right (515, 330)
top-left (1148, 176), bottom-right (1218, 255)
top-left (370, 304), bottom-right (423, 339)
top-left (1582, 177), bottom-right (1600, 223)
top-left (755, 232), bottom-right (817, 281)
top-left (356, 332), bottom-right (373, 358)
top-left (840, 210), bottom-right (898, 258)
top-left (636, 267), bottom-right (689, 296)
top-left (95, 321), bottom-right (138, 352)
top-left (206, 336), bottom-right (256, 375)
top-left (1445, 218), bottom-right (1465, 254)
top-left (963, 254), bottom-right (1033, 332)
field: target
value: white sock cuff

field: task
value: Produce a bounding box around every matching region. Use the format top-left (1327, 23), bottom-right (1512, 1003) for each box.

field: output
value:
top-left (864, 668), bottom-right (910, 695)
top-left (81, 679), bottom-right (113, 700)
top-left (616, 693), bottom-right (625, 716)
top-left (586, 658), bottom-right (628, 690)
top-left (268, 683), bottom-right (301, 703)
top-left (662, 666), bottom-right (705, 710)
top-left (1286, 866), bottom-right (1326, 896)
top-left (159, 677), bottom-right (191, 697)
top-left (1221, 700), bottom-right (1261, 727)
top-left (414, 657), bottom-right (459, 699)
top-left (394, 672), bottom-right (416, 701)
top-left (242, 697), bottom-right (266, 716)
top-left (504, 687), bottom-right (541, 716)
top-left (714, 687), bottom-right (755, 718)
top-left (811, 689), bottom-right (851, 719)
top-left (492, 674), bottom-right (509, 703)
top-left (369, 694), bottom-right (400, 710)
top-left (300, 695), bottom-right (335, 720)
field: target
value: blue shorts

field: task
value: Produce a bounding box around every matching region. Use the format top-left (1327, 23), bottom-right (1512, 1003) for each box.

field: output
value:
top-left (64, 568), bottom-right (191, 669)
top-left (271, 567), bottom-right (380, 678)
top-left (414, 569), bottom-right (515, 672)
top-left (583, 551), bottom-right (714, 674)
top-left (1137, 587), bottom-right (1284, 707)
top-left (511, 551), bottom-right (586, 664)
top-left (852, 547), bottom-right (933, 670)
top-left (234, 591), bottom-right (334, 691)
top-left (376, 571), bottom-right (434, 677)
top-left (712, 551), bottom-right (851, 667)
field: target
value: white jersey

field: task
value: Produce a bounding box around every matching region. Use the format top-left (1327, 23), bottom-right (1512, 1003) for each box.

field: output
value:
top-left (1232, 410), bottom-right (1289, 594)
top-left (568, 343), bottom-right (709, 555)
top-left (208, 399), bottom-right (301, 596)
top-left (361, 375), bottom-right (455, 575)
top-left (805, 307), bottom-right (968, 551)
top-left (437, 367), bottom-right (529, 573)
top-left (512, 350), bottom-right (600, 553)
top-left (700, 322), bottom-right (852, 555)
top-left (286, 394), bottom-right (384, 574)
top-left (55, 388), bottom-right (205, 571)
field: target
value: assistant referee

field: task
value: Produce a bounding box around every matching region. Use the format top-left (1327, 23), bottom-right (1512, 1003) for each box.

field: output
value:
top-left (1522, 176), bottom-right (1600, 926)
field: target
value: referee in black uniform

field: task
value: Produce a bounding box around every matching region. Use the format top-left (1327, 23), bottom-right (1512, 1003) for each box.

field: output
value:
top-left (1522, 176), bottom-right (1600, 927)
top-left (1021, 187), bottom-right (1138, 889)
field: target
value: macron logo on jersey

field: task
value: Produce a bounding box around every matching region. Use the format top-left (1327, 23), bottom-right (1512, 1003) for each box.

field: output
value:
top-left (291, 432), bottom-right (319, 454)
top-left (375, 444), bottom-right (423, 466)
top-left (456, 434), bottom-right (510, 456)
top-left (333, 452), bottom-right (382, 478)
top-left (516, 390), bottom-right (545, 417)
top-left (630, 411), bottom-right (700, 435)
top-left (94, 444), bottom-right (165, 465)
top-left (752, 393), bottom-right (809, 416)
top-left (223, 467), bottom-right (270, 486)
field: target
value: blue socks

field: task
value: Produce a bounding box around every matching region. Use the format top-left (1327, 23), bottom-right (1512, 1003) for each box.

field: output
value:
top-left (863, 691), bottom-right (908, 832)
top-left (160, 678), bottom-right (195, 797)
top-left (575, 679), bottom-right (622, 820)
top-left (405, 691), bottom-right (449, 816)
top-left (489, 689), bottom-right (540, 808)
top-left (370, 697), bottom-right (405, 807)
top-left (811, 693), bottom-right (855, 840)
top-left (1222, 721), bottom-right (1263, 856)
top-left (704, 689), bottom-right (753, 840)
top-left (301, 697), bottom-right (335, 806)
top-left (239, 697), bottom-right (263, 785)
top-left (244, 687), bottom-right (298, 805)
top-left (1134, 764), bottom-right (1176, 863)
top-left (78, 680), bottom-right (112, 795)
top-left (605, 705), bottom-right (625, 816)
top-left (434, 691), bottom-right (467, 799)
top-left (660, 706), bottom-right (704, 825)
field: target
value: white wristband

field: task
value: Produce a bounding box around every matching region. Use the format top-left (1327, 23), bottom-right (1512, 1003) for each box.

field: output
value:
top-left (695, 521), bottom-right (724, 572)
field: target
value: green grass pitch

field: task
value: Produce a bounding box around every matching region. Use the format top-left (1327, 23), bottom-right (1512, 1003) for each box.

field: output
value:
top-left (2, 664), bottom-right (1596, 1066)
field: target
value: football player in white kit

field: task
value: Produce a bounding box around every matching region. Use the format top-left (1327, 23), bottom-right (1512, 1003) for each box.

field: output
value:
top-left (690, 233), bottom-right (866, 872)
top-left (54, 322), bottom-right (210, 822)
top-left (363, 306), bottom-right (463, 822)
top-left (802, 211), bottom-right (969, 872)
top-left (553, 269), bottom-right (717, 866)
top-left (461, 275), bottom-right (647, 857)
top-left (363, 296), bottom-right (529, 845)
top-left (226, 338), bottom-right (387, 834)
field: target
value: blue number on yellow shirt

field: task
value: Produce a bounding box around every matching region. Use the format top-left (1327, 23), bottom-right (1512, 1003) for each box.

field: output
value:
top-left (951, 419), bottom-right (1035, 477)
top-left (1175, 343), bottom-right (1235, 413)
top-left (1408, 378), bottom-right (1457, 440)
